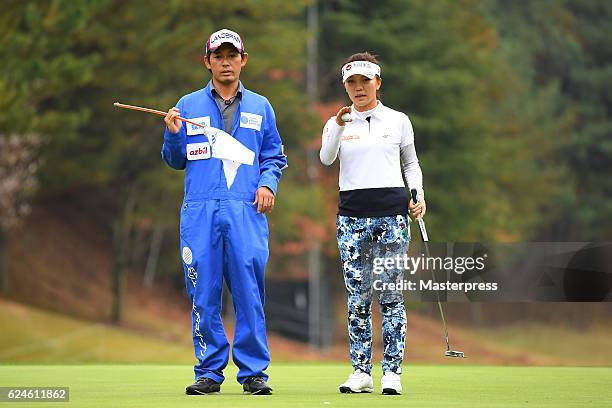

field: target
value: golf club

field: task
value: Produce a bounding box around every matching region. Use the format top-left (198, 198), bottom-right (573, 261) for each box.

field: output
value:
top-left (410, 188), bottom-right (465, 358)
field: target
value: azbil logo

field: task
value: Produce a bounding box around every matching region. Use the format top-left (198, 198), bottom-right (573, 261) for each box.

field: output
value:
top-left (190, 147), bottom-right (208, 156)
top-left (346, 64), bottom-right (352, 71)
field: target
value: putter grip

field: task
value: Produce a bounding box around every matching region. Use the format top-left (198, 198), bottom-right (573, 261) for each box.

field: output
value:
top-left (410, 188), bottom-right (418, 204)
top-left (410, 188), bottom-right (429, 242)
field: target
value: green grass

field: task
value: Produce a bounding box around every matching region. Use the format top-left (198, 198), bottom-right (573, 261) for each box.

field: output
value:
top-left (0, 364), bottom-right (610, 407)
top-left (468, 323), bottom-right (612, 366)
top-left (0, 301), bottom-right (192, 364)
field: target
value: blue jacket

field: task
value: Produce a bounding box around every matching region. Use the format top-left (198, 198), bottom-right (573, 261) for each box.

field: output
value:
top-left (162, 81), bottom-right (287, 201)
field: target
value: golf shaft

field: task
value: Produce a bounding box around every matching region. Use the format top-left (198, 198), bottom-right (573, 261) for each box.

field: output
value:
top-left (113, 102), bottom-right (207, 129)
top-left (410, 189), bottom-right (451, 352)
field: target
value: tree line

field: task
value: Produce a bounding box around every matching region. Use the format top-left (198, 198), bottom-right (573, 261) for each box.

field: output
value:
top-left (1, 0), bottom-right (609, 320)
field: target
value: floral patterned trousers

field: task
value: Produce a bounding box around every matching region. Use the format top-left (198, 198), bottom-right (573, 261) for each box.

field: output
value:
top-left (337, 215), bottom-right (409, 375)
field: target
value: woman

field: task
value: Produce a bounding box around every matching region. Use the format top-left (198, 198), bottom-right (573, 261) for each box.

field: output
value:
top-left (320, 52), bottom-right (425, 395)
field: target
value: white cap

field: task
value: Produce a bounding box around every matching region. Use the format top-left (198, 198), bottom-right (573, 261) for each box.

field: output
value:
top-left (206, 28), bottom-right (244, 54)
top-left (341, 60), bottom-right (381, 82)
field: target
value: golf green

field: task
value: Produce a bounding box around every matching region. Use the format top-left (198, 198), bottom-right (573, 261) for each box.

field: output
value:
top-left (0, 364), bottom-right (610, 407)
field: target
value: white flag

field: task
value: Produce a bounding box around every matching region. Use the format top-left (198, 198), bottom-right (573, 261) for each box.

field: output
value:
top-left (203, 127), bottom-right (255, 188)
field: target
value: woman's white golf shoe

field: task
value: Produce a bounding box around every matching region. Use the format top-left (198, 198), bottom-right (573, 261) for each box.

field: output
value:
top-left (381, 372), bottom-right (402, 395)
top-left (339, 369), bottom-right (374, 393)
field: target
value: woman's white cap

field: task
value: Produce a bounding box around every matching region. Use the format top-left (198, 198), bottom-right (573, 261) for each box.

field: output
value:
top-left (341, 61), bottom-right (381, 82)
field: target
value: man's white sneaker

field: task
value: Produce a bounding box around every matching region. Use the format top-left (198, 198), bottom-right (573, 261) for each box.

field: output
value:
top-left (381, 372), bottom-right (402, 395)
top-left (339, 369), bottom-right (374, 393)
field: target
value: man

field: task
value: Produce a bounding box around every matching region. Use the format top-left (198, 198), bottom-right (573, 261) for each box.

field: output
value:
top-left (161, 28), bottom-right (286, 396)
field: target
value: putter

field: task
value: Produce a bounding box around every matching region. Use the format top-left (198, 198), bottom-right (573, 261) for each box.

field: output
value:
top-left (410, 189), bottom-right (465, 358)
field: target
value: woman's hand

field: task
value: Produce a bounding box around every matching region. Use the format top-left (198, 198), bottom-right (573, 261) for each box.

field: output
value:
top-left (335, 106), bottom-right (352, 126)
top-left (409, 198), bottom-right (426, 219)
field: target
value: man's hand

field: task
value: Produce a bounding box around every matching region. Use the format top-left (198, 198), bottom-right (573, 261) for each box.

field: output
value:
top-left (164, 107), bottom-right (182, 134)
top-left (253, 187), bottom-right (275, 214)
top-left (409, 198), bottom-right (426, 220)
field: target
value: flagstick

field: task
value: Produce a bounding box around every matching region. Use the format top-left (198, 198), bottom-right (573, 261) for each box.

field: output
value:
top-left (113, 102), bottom-right (206, 129)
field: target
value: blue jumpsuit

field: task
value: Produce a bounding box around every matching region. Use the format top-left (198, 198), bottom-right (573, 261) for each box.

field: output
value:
top-left (161, 81), bottom-right (287, 384)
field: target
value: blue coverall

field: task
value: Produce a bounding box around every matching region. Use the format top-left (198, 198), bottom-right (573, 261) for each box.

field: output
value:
top-left (161, 81), bottom-right (287, 384)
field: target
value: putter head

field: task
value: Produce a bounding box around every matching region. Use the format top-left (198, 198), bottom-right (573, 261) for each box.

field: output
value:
top-left (445, 350), bottom-right (465, 358)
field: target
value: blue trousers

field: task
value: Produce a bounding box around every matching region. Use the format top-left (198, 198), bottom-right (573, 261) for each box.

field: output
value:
top-left (180, 197), bottom-right (270, 384)
top-left (337, 215), bottom-right (409, 375)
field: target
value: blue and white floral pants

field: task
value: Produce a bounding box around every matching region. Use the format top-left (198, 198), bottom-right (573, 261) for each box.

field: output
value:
top-left (337, 215), bottom-right (409, 375)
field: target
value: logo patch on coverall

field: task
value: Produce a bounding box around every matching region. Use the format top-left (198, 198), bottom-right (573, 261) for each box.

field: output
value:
top-left (186, 116), bottom-right (210, 135)
top-left (187, 142), bottom-right (211, 160)
top-left (182, 247), bottom-right (193, 265)
top-left (239, 112), bottom-right (262, 131)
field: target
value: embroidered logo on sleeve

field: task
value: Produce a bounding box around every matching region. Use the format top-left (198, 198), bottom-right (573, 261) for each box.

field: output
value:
top-left (182, 247), bottom-right (193, 265)
top-left (186, 116), bottom-right (211, 136)
top-left (187, 142), bottom-right (211, 160)
top-left (239, 112), bottom-right (263, 131)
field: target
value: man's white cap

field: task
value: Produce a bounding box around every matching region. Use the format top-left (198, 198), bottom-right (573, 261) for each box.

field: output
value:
top-left (341, 61), bottom-right (381, 82)
top-left (206, 28), bottom-right (244, 54)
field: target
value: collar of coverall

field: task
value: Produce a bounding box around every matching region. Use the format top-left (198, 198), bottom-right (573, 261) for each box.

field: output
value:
top-left (206, 80), bottom-right (245, 99)
top-left (211, 83), bottom-right (243, 103)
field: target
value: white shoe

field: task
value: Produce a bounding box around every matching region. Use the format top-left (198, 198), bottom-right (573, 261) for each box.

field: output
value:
top-left (339, 369), bottom-right (374, 393)
top-left (381, 372), bottom-right (402, 395)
